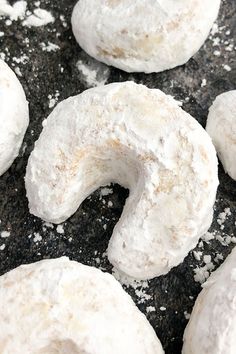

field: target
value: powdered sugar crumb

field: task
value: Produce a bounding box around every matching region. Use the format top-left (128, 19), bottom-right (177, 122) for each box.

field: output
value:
top-left (33, 233), bottom-right (42, 242)
top-left (40, 42), bottom-right (60, 53)
top-left (1, 231), bottom-right (10, 238)
top-left (56, 224), bottom-right (64, 234)
top-left (194, 262), bottom-right (215, 284)
top-left (0, 0), bottom-right (27, 20)
top-left (0, 244), bottom-right (6, 251)
top-left (23, 8), bottom-right (54, 27)
top-left (112, 267), bottom-right (151, 304)
top-left (100, 187), bottom-right (113, 198)
top-left (77, 59), bottom-right (110, 88)
top-left (146, 306), bottom-right (156, 313)
top-left (0, 1), bottom-right (54, 27)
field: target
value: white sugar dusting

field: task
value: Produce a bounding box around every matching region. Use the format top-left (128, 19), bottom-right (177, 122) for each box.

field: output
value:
top-left (0, 0), bottom-right (27, 20)
top-left (112, 267), bottom-right (151, 304)
top-left (100, 187), bottom-right (113, 198)
top-left (146, 306), bottom-right (156, 313)
top-left (33, 233), bottom-right (42, 242)
top-left (193, 203), bottom-right (236, 284)
top-left (1, 231), bottom-right (10, 238)
top-left (0, 1), bottom-right (54, 27)
top-left (0, 244), bottom-right (6, 251)
top-left (194, 262), bottom-right (215, 284)
top-left (76, 59), bottom-right (110, 88)
top-left (48, 91), bottom-right (60, 108)
top-left (23, 8), bottom-right (54, 27)
top-left (40, 42), bottom-right (60, 52)
top-left (209, 21), bottom-right (235, 71)
top-left (56, 224), bottom-right (64, 234)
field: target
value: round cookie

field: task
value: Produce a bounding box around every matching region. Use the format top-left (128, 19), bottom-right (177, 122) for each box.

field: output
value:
top-left (206, 90), bottom-right (236, 180)
top-left (25, 82), bottom-right (218, 280)
top-left (0, 59), bottom-right (29, 176)
top-left (183, 247), bottom-right (236, 354)
top-left (0, 257), bottom-right (164, 353)
top-left (71, 0), bottom-right (221, 73)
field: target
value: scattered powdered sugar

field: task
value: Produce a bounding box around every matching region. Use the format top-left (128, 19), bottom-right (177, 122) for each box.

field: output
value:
top-left (193, 262), bottom-right (215, 284)
top-left (146, 306), bottom-right (156, 313)
top-left (1, 231), bottom-right (10, 238)
top-left (100, 187), bottom-right (113, 198)
top-left (42, 222), bottom-right (54, 231)
top-left (40, 42), bottom-right (60, 53)
top-left (56, 224), bottom-right (64, 234)
top-left (222, 64), bottom-right (232, 71)
top-left (209, 21), bottom-right (235, 67)
top-left (112, 267), bottom-right (151, 304)
top-left (193, 250), bottom-right (202, 261)
top-left (0, 1), bottom-right (54, 27)
top-left (76, 58), bottom-right (110, 88)
top-left (23, 8), bottom-right (54, 27)
top-left (184, 311), bottom-right (191, 320)
top-left (160, 306), bottom-right (166, 311)
top-left (0, 244), bottom-right (6, 251)
top-left (203, 255), bottom-right (212, 265)
top-left (0, 0), bottom-right (27, 20)
top-left (201, 78), bottom-right (207, 87)
top-left (192, 204), bottom-right (236, 284)
top-left (33, 232), bottom-right (42, 242)
top-left (48, 91), bottom-right (60, 108)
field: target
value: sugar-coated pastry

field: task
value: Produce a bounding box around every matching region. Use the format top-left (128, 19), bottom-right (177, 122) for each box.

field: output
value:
top-left (183, 247), bottom-right (236, 354)
top-left (71, 0), bottom-right (221, 73)
top-left (0, 59), bottom-right (29, 176)
top-left (25, 82), bottom-right (218, 280)
top-left (0, 257), bottom-right (164, 353)
top-left (206, 90), bottom-right (236, 180)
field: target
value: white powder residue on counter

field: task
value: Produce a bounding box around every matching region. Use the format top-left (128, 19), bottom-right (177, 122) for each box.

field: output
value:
top-left (40, 42), bottom-right (60, 53)
top-left (160, 306), bottom-right (166, 312)
top-left (33, 232), bottom-right (42, 242)
top-left (56, 224), bottom-right (64, 234)
top-left (0, 244), bottom-right (5, 251)
top-left (0, 1), bottom-right (54, 27)
top-left (1, 231), bottom-right (10, 238)
top-left (77, 59), bottom-right (110, 88)
top-left (209, 21), bottom-right (235, 68)
top-left (194, 262), bottom-right (215, 284)
top-left (222, 64), bottom-right (232, 72)
top-left (100, 187), bottom-right (113, 199)
top-left (184, 311), bottom-right (191, 320)
top-left (0, 0), bottom-right (27, 20)
top-left (192, 203), bottom-right (236, 284)
top-left (23, 8), bottom-right (54, 27)
top-left (48, 91), bottom-right (60, 108)
top-left (112, 267), bottom-right (151, 304)
top-left (146, 306), bottom-right (156, 313)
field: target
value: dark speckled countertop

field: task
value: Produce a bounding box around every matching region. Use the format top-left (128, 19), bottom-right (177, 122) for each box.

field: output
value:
top-left (0, 1), bottom-right (236, 353)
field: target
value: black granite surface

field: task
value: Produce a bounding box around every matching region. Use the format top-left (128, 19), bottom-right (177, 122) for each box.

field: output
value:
top-left (0, 1), bottom-right (236, 353)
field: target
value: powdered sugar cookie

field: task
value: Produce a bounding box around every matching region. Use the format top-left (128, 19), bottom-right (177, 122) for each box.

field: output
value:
top-left (0, 59), bottom-right (29, 176)
top-left (71, 0), bottom-right (221, 73)
top-left (25, 82), bottom-right (218, 280)
top-left (0, 257), bottom-right (164, 353)
top-left (183, 247), bottom-right (236, 354)
top-left (206, 90), bottom-right (236, 180)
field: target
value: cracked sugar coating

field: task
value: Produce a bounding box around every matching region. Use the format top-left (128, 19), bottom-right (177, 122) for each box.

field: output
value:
top-left (206, 90), bottom-right (236, 181)
top-left (0, 257), bottom-right (164, 353)
top-left (25, 82), bottom-right (218, 280)
top-left (182, 247), bottom-right (236, 354)
top-left (71, 0), bottom-right (221, 73)
top-left (0, 59), bottom-right (29, 176)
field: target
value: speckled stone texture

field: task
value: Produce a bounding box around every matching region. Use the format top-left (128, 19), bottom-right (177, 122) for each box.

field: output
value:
top-left (0, 1), bottom-right (235, 353)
